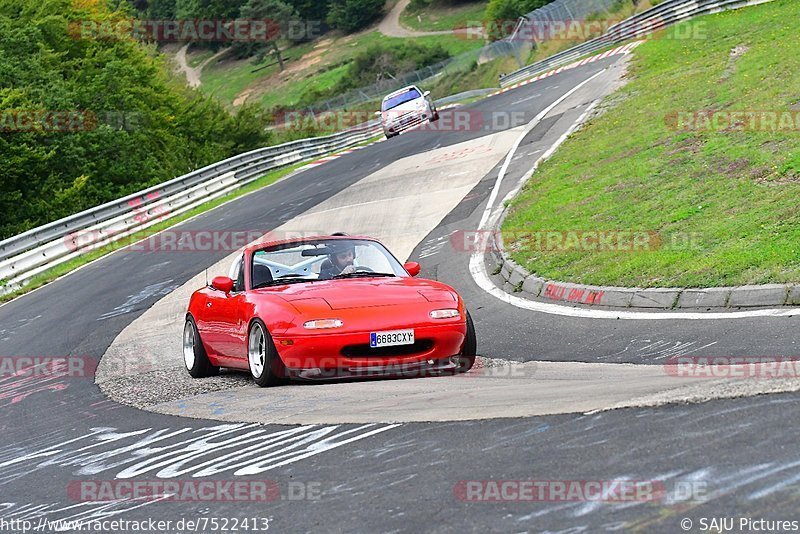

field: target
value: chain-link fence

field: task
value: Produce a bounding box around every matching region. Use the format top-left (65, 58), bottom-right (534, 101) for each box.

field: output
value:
top-left (306, 0), bottom-right (623, 114)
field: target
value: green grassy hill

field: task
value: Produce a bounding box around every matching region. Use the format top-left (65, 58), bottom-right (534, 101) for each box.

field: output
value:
top-left (194, 31), bottom-right (484, 111)
top-left (503, 0), bottom-right (800, 288)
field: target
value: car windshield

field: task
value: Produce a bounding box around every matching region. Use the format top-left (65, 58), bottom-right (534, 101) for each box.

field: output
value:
top-left (250, 238), bottom-right (408, 288)
top-left (382, 88), bottom-right (422, 111)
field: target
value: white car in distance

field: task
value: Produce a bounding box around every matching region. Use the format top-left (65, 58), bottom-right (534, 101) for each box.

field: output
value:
top-left (376, 85), bottom-right (439, 139)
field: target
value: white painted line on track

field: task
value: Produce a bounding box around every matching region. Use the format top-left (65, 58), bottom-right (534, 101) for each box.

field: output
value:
top-left (511, 93), bottom-right (540, 106)
top-left (470, 70), bottom-right (800, 321)
top-left (478, 69), bottom-right (606, 232)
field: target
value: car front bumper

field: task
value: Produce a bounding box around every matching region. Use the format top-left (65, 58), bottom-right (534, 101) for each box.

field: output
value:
top-left (274, 322), bottom-right (466, 380)
top-left (384, 109), bottom-right (433, 135)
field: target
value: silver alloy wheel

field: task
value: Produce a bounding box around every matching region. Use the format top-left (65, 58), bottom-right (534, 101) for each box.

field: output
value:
top-left (248, 323), bottom-right (266, 379)
top-left (183, 320), bottom-right (195, 370)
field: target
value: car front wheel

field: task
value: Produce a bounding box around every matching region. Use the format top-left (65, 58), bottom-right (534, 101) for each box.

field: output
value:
top-left (248, 319), bottom-right (286, 387)
top-left (454, 311), bottom-right (477, 373)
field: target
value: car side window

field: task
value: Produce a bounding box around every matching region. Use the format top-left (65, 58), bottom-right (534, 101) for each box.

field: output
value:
top-left (229, 255), bottom-right (245, 292)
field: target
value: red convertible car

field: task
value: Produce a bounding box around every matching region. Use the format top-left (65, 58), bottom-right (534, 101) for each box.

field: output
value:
top-left (183, 235), bottom-right (476, 386)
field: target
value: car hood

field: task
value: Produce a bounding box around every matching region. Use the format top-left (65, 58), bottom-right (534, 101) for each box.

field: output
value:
top-left (273, 277), bottom-right (457, 310)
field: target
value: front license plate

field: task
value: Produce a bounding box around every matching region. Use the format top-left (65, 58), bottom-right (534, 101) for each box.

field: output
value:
top-left (370, 329), bottom-right (415, 348)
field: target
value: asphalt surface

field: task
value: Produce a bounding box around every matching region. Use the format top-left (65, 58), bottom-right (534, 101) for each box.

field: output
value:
top-left (1, 54), bottom-right (799, 533)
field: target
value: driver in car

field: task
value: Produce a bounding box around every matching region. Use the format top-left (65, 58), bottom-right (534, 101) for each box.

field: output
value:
top-left (319, 243), bottom-right (357, 279)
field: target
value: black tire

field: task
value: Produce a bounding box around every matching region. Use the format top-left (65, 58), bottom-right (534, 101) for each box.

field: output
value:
top-left (431, 110), bottom-right (440, 122)
top-left (247, 319), bottom-right (287, 387)
top-left (183, 315), bottom-right (219, 378)
top-left (454, 311), bottom-right (477, 373)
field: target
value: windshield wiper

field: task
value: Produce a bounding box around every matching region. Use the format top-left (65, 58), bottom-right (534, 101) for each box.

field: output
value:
top-left (332, 272), bottom-right (396, 280)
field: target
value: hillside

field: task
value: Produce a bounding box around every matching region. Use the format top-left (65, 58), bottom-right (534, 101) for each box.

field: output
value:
top-left (503, 0), bottom-right (800, 288)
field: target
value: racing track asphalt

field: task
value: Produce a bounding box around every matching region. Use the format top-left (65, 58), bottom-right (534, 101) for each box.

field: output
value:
top-left (1, 53), bottom-right (799, 532)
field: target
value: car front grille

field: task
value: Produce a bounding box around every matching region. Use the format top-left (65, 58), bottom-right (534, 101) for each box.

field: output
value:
top-left (341, 339), bottom-right (434, 358)
top-left (389, 111), bottom-right (427, 132)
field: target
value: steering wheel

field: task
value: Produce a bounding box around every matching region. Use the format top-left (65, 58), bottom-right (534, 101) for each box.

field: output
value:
top-left (353, 266), bottom-right (374, 273)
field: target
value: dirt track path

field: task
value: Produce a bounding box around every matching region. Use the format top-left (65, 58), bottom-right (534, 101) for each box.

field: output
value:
top-left (175, 44), bottom-right (231, 88)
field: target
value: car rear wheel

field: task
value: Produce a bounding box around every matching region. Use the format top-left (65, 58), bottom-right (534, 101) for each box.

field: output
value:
top-left (248, 319), bottom-right (286, 387)
top-left (183, 316), bottom-right (219, 378)
top-left (454, 311), bottom-right (477, 373)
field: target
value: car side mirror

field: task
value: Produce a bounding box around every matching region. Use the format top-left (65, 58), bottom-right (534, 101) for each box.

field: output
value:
top-left (423, 91), bottom-right (431, 97)
top-left (211, 276), bottom-right (234, 293)
top-left (404, 262), bottom-right (421, 277)
top-left (375, 111), bottom-right (382, 116)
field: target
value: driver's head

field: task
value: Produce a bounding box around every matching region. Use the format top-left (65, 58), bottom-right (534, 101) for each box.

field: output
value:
top-left (329, 242), bottom-right (355, 270)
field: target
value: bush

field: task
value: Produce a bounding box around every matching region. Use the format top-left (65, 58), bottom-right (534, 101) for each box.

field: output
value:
top-left (327, 0), bottom-right (385, 33)
top-left (484, 0), bottom-right (553, 40)
top-left (333, 42), bottom-right (451, 92)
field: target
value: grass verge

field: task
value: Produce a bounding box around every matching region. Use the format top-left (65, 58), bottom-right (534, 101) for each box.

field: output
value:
top-left (502, 0), bottom-right (800, 288)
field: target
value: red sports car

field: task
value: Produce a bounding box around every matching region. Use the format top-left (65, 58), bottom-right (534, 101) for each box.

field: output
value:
top-left (183, 235), bottom-right (477, 386)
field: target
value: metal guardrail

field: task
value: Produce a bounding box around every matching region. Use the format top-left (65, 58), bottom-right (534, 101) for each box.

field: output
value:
top-left (499, 0), bottom-right (774, 87)
top-left (0, 120), bottom-right (384, 293)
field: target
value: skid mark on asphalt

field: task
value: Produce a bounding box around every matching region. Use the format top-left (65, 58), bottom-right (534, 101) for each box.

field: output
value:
top-left (601, 339), bottom-right (719, 362)
top-left (456, 400), bottom-right (800, 530)
top-left (97, 280), bottom-right (179, 321)
top-left (0, 423), bottom-right (400, 483)
top-left (419, 232), bottom-right (457, 260)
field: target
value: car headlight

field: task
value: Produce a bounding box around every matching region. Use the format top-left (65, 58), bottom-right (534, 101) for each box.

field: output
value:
top-left (303, 319), bottom-right (344, 329)
top-left (430, 309), bottom-right (460, 319)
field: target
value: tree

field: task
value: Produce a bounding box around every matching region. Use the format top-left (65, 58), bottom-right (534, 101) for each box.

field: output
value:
top-left (0, 0), bottom-right (270, 240)
top-left (174, 0), bottom-right (243, 20)
top-left (327, 0), bottom-right (385, 34)
top-left (233, 0), bottom-right (296, 68)
top-left (288, 0), bottom-right (328, 22)
top-left (145, 0), bottom-right (178, 18)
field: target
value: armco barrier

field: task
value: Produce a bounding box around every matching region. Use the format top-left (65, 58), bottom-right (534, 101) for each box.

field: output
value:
top-left (499, 0), bottom-right (775, 87)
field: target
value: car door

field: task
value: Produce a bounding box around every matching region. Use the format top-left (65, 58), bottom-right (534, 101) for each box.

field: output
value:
top-left (201, 256), bottom-right (248, 366)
